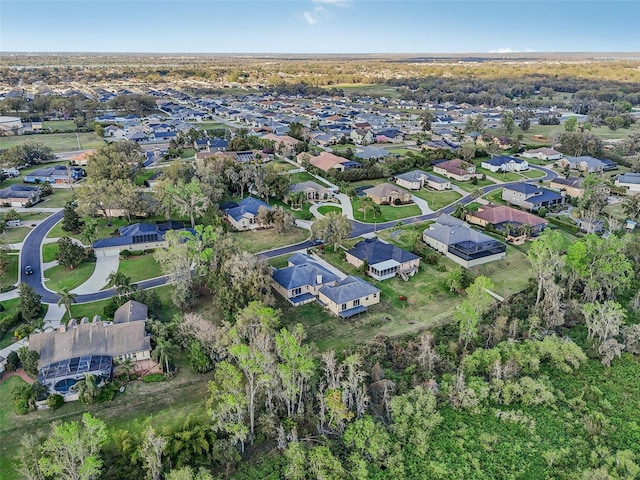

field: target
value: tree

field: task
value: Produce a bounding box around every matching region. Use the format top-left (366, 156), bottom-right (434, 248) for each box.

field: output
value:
top-left (85, 141), bottom-right (142, 182)
top-left (558, 131), bottom-right (603, 157)
top-left (76, 178), bottom-right (136, 227)
top-left (564, 116), bottom-right (578, 132)
top-left (460, 144), bottom-right (476, 161)
top-left (275, 324), bottom-right (316, 417)
top-left (57, 288), bottom-right (77, 319)
top-left (162, 179), bottom-right (210, 228)
top-left (519, 116), bottom-right (531, 132)
top-left (527, 229), bottom-right (567, 327)
top-left (106, 271), bottom-right (134, 298)
top-left (447, 267), bottom-right (464, 293)
top-left (389, 386), bottom-right (442, 449)
top-left (166, 467), bottom-right (214, 480)
top-left (207, 361), bottom-right (249, 453)
top-left (18, 346), bottom-right (40, 378)
top-left (56, 236), bottom-right (85, 269)
top-left (19, 282), bottom-right (42, 326)
top-left (0, 142), bottom-right (55, 168)
top-left (582, 301), bottom-right (626, 367)
top-left (311, 211), bottom-right (353, 251)
top-left (155, 231), bottom-right (195, 311)
top-left (287, 122), bottom-right (305, 141)
top-left (38, 413), bottom-right (107, 480)
top-left (502, 111), bottom-right (515, 135)
top-left (75, 373), bottom-right (100, 404)
top-left (577, 174), bottom-right (609, 234)
top-left (621, 194), bottom-right (640, 221)
top-left (80, 220), bottom-right (99, 247)
top-left (138, 426), bottom-right (166, 480)
top-left (420, 111), bottom-right (435, 132)
top-left (61, 202), bottom-right (83, 233)
top-left (0, 235), bottom-right (10, 278)
top-left (152, 337), bottom-right (177, 374)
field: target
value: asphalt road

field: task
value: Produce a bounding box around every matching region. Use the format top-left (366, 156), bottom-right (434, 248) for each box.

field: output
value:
top-left (19, 165), bottom-right (557, 304)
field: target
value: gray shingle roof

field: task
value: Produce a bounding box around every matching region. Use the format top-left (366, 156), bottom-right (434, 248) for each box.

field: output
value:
top-left (113, 300), bottom-right (148, 324)
top-left (319, 275), bottom-right (380, 304)
top-left (348, 238), bottom-right (419, 266)
top-left (272, 259), bottom-right (339, 290)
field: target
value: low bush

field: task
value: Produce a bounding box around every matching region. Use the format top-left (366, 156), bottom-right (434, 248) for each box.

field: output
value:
top-left (46, 394), bottom-right (64, 410)
top-left (14, 398), bottom-right (29, 415)
top-left (142, 373), bottom-right (166, 383)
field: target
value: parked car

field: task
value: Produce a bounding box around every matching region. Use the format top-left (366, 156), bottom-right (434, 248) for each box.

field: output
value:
top-left (311, 239), bottom-right (325, 246)
top-left (24, 265), bottom-right (34, 275)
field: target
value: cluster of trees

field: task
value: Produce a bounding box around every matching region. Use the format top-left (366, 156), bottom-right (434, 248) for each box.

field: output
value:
top-left (0, 142), bottom-right (56, 168)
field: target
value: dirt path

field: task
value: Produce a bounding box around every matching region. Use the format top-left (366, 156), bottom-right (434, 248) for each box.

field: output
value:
top-left (0, 368), bottom-right (34, 385)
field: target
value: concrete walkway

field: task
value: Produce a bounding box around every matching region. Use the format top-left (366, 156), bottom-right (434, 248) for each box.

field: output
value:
top-left (42, 260), bottom-right (58, 271)
top-left (334, 194), bottom-right (355, 219)
top-left (411, 195), bottom-right (434, 215)
top-left (42, 303), bottom-right (66, 330)
top-left (295, 219), bottom-right (313, 230)
top-left (0, 289), bottom-right (19, 302)
top-left (0, 338), bottom-right (28, 368)
top-left (71, 253), bottom-right (120, 294)
top-left (308, 252), bottom-right (347, 280)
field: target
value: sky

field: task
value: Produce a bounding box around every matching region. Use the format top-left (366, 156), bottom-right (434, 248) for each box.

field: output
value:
top-left (0, 0), bottom-right (639, 54)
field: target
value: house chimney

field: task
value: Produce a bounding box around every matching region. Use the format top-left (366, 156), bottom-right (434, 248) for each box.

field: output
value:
top-left (59, 325), bottom-right (66, 333)
top-left (316, 274), bottom-right (323, 285)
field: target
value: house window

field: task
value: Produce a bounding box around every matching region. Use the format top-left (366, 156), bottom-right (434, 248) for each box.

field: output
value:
top-left (292, 287), bottom-right (302, 296)
top-left (341, 303), bottom-right (347, 311)
top-left (353, 299), bottom-right (361, 307)
top-left (373, 293), bottom-right (377, 298)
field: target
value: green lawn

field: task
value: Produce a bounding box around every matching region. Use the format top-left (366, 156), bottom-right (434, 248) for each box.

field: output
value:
top-left (191, 121), bottom-right (232, 130)
top-left (0, 254), bottom-right (18, 291)
top-left (1, 227), bottom-right (30, 244)
top-left (231, 226), bottom-right (309, 253)
top-left (39, 188), bottom-right (76, 208)
top-left (289, 171), bottom-right (319, 184)
top-left (180, 148), bottom-right (196, 159)
top-left (485, 188), bottom-right (508, 205)
top-left (47, 216), bottom-right (129, 242)
top-left (0, 132), bottom-right (105, 153)
top-left (412, 189), bottom-right (463, 211)
top-left (385, 147), bottom-right (415, 156)
top-left (348, 178), bottom-right (387, 188)
top-left (0, 376), bottom-right (27, 430)
top-left (69, 297), bottom-right (115, 320)
top-left (134, 170), bottom-right (156, 186)
top-left (42, 120), bottom-right (77, 132)
top-left (44, 260), bottom-right (96, 292)
top-left (271, 199), bottom-right (313, 220)
top-left (117, 254), bottom-right (163, 284)
top-left (451, 177), bottom-right (496, 192)
top-left (317, 205), bottom-right (342, 215)
top-left (41, 242), bottom-right (58, 262)
top-left (519, 169), bottom-right (546, 179)
top-left (477, 166), bottom-right (522, 182)
top-left (351, 196), bottom-right (422, 223)
top-left (376, 221), bottom-right (433, 251)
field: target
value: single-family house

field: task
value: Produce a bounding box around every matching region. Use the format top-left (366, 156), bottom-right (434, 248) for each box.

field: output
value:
top-left (558, 156), bottom-right (618, 173)
top-left (221, 196), bottom-right (272, 231)
top-left (286, 181), bottom-right (333, 202)
top-left (0, 184), bottom-right (41, 207)
top-left (29, 319), bottom-right (152, 397)
top-left (394, 170), bottom-right (451, 191)
top-left (207, 138), bottom-right (229, 152)
top-left (521, 147), bottom-right (563, 161)
top-left (354, 146), bottom-right (390, 161)
top-left (271, 253), bottom-right (340, 306)
top-left (501, 183), bottom-right (565, 211)
top-left (113, 300), bottom-right (148, 324)
top-left (615, 172), bottom-right (640, 195)
top-left (261, 134), bottom-right (302, 157)
top-left (549, 176), bottom-right (586, 198)
top-left (23, 165), bottom-right (84, 184)
top-left (307, 152), bottom-right (352, 172)
top-left (422, 214), bottom-right (507, 268)
top-left (318, 275), bottom-right (381, 318)
top-left (103, 125), bottom-right (126, 139)
top-left (432, 159), bottom-right (478, 182)
top-left (465, 204), bottom-right (548, 237)
top-left (346, 238), bottom-right (421, 281)
top-left (193, 139), bottom-right (209, 151)
top-left (481, 156), bottom-right (529, 173)
top-left (92, 221), bottom-right (189, 257)
top-left (350, 129), bottom-right (374, 145)
top-left (363, 183), bottom-right (412, 205)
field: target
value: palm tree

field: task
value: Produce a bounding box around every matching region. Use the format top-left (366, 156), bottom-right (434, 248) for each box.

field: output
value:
top-left (122, 357), bottom-right (133, 382)
top-left (152, 338), bottom-right (177, 374)
top-left (75, 373), bottom-right (99, 403)
top-left (107, 271), bottom-right (133, 298)
top-left (80, 220), bottom-right (99, 247)
top-left (57, 288), bottom-right (77, 320)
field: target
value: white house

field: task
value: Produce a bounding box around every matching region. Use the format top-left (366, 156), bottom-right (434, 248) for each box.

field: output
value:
top-left (481, 156), bottom-right (529, 173)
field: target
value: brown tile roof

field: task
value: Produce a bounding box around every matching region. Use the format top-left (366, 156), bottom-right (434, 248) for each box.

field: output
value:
top-left (472, 204), bottom-right (548, 227)
top-left (309, 152), bottom-right (347, 171)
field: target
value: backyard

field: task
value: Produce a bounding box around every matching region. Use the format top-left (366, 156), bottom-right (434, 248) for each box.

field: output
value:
top-left (412, 189), bottom-right (463, 211)
top-left (231, 226), bottom-right (309, 253)
top-left (351, 196), bottom-right (422, 223)
top-left (0, 132), bottom-right (105, 152)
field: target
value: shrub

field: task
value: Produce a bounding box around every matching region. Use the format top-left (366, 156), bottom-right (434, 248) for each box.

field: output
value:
top-left (393, 198), bottom-right (402, 205)
top-left (142, 373), bottom-right (166, 383)
top-left (120, 250), bottom-right (132, 258)
top-left (14, 398), bottom-right (29, 415)
top-left (0, 311), bottom-right (21, 338)
top-left (46, 394), bottom-right (64, 410)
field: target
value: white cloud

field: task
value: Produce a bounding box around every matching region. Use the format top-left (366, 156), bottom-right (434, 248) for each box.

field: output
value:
top-left (304, 6), bottom-right (326, 25)
top-left (488, 47), bottom-right (536, 54)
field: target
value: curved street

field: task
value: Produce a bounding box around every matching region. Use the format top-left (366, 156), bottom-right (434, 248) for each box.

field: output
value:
top-left (13, 164), bottom-right (558, 304)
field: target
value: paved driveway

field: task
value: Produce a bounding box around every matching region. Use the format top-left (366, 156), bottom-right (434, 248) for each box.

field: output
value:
top-left (72, 253), bottom-right (120, 294)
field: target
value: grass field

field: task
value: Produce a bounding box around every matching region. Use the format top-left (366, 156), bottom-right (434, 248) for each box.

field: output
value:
top-left (0, 254), bottom-right (18, 291)
top-left (351, 196), bottom-right (422, 223)
top-left (271, 198), bottom-right (313, 220)
top-left (477, 166), bottom-right (522, 182)
top-left (451, 177), bottom-right (497, 192)
top-left (0, 132), bottom-right (105, 153)
top-left (117, 254), bottom-right (163, 284)
top-left (317, 205), bottom-right (342, 215)
top-left (44, 260), bottom-right (95, 292)
top-left (520, 169), bottom-right (546, 179)
top-left (39, 188), bottom-right (76, 208)
top-left (1, 227), bottom-right (31, 244)
top-left (484, 188), bottom-right (508, 205)
top-left (189, 121), bottom-right (230, 130)
top-left (231, 226), bottom-right (309, 253)
top-left (289, 171), bottom-right (319, 184)
top-left (41, 242), bottom-right (58, 263)
top-left (47, 216), bottom-right (129, 242)
top-left (42, 120), bottom-right (76, 132)
top-left (412, 189), bottom-right (463, 211)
